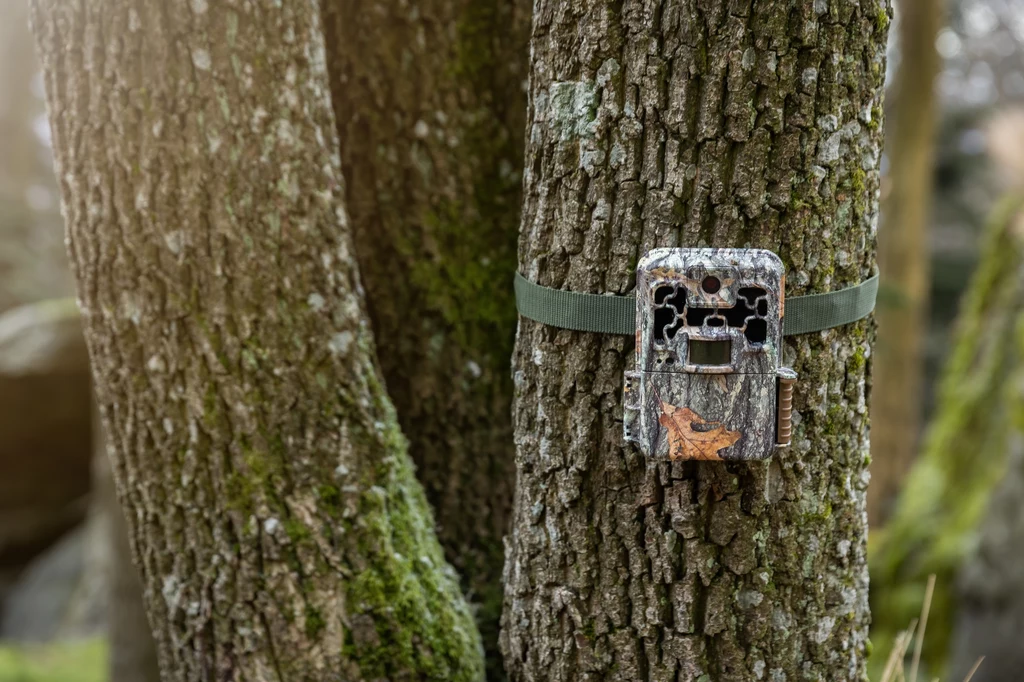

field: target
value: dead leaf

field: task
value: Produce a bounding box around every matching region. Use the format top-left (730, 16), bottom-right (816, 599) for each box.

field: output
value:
top-left (658, 401), bottom-right (741, 461)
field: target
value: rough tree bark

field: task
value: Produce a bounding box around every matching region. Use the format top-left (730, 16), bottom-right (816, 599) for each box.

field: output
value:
top-left (501, 2), bottom-right (888, 680)
top-left (92, 405), bottom-right (160, 682)
top-left (868, 0), bottom-right (942, 525)
top-left (869, 196), bottom-right (1024, 676)
top-left (31, 1), bottom-right (484, 680)
top-left (320, 1), bottom-right (530, 673)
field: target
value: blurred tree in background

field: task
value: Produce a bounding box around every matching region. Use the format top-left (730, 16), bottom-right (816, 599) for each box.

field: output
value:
top-left (870, 191), bottom-right (1024, 678)
top-left (0, 0), bottom-right (69, 309)
top-left (870, 0), bottom-right (943, 525)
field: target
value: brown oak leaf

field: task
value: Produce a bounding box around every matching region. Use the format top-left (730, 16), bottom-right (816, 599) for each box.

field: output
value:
top-left (658, 401), bottom-right (741, 461)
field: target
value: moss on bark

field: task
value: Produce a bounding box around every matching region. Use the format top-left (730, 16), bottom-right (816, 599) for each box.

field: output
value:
top-left (320, 1), bottom-right (530, 675)
top-left (31, 0), bottom-right (485, 679)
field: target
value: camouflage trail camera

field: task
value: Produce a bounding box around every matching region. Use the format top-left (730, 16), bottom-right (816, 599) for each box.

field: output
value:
top-left (623, 248), bottom-right (798, 461)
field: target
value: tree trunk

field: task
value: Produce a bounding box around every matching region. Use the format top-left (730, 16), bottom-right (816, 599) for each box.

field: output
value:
top-left (947, 114), bottom-right (1024, 682)
top-left (31, 1), bottom-right (484, 680)
top-left (869, 197), bottom-right (1024, 676)
top-left (502, 2), bottom-right (888, 680)
top-left (949, 433), bottom-right (1024, 682)
top-left (92, 404), bottom-right (160, 682)
top-left (320, 2), bottom-right (530, 674)
top-left (868, 0), bottom-right (942, 525)
top-left (0, 0), bottom-right (69, 310)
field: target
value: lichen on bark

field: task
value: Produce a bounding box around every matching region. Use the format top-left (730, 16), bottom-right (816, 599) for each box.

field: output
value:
top-left (502, 1), bottom-right (888, 680)
top-left (30, 0), bottom-right (484, 679)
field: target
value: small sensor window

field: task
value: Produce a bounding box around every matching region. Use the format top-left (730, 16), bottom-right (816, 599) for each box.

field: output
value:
top-left (701, 276), bottom-right (721, 294)
top-left (689, 339), bottom-right (731, 366)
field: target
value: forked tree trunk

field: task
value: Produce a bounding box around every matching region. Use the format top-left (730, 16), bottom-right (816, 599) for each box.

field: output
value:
top-left (320, 2), bottom-right (530, 673)
top-left (31, 1), bottom-right (483, 679)
top-left (868, 0), bottom-right (942, 525)
top-left (502, 2), bottom-right (888, 680)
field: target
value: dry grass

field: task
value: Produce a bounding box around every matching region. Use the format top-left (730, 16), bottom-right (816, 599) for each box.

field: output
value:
top-left (877, 574), bottom-right (984, 682)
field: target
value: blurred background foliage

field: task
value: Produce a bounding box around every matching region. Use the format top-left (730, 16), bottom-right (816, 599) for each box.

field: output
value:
top-left (0, 640), bottom-right (105, 682)
top-left (4, 0), bottom-right (1024, 680)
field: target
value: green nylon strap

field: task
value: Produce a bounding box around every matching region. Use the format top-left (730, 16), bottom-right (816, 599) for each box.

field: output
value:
top-left (514, 271), bottom-right (879, 336)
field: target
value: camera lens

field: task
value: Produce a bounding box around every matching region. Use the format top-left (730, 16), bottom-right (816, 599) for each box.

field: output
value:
top-left (702, 276), bottom-right (721, 294)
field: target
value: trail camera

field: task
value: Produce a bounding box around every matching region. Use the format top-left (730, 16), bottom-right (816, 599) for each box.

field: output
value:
top-left (623, 248), bottom-right (797, 461)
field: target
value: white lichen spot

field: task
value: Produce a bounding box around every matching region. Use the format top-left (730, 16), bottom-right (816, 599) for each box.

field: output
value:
top-left (738, 590), bottom-right (764, 608)
top-left (119, 292), bottom-right (142, 325)
top-left (596, 58), bottom-right (621, 87)
top-left (753, 660), bottom-right (766, 679)
top-left (812, 615), bottom-right (836, 643)
top-left (532, 348), bottom-right (544, 366)
top-left (251, 106), bottom-right (268, 131)
top-left (413, 120), bottom-right (430, 138)
top-left (817, 132), bottom-right (842, 164)
top-left (333, 464), bottom-right (350, 478)
top-left (547, 81), bottom-right (598, 141)
top-left (837, 539), bottom-right (851, 558)
top-left (152, 120), bottom-right (163, 138)
top-left (328, 331), bottom-right (353, 355)
top-left (816, 114), bottom-right (838, 133)
top-left (281, 86), bottom-right (298, 109)
top-left (163, 418), bottom-right (174, 435)
top-left (164, 230), bottom-right (185, 255)
top-left (128, 9), bottom-right (141, 32)
top-left (277, 119), bottom-right (295, 146)
top-left (134, 190), bottom-right (149, 211)
top-left (307, 292), bottom-right (325, 311)
top-left (191, 48), bottom-right (212, 71)
top-left (801, 67), bottom-right (819, 89)
top-left (610, 141), bottom-right (626, 167)
top-left (190, 0), bottom-right (208, 13)
top-left (161, 575), bottom-right (182, 610)
top-left (580, 147), bottom-right (605, 174)
top-left (466, 360), bottom-right (482, 378)
top-left (263, 517), bottom-right (280, 535)
top-left (742, 47), bottom-right (756, 70)
top-left (146, 355), bottom-right (166, 373)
